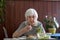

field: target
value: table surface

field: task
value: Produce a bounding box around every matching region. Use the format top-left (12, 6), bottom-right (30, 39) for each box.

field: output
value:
top-left (4, 38), bottom-right (55, 40)
top-left (4, 33), bottom-right (60, 40)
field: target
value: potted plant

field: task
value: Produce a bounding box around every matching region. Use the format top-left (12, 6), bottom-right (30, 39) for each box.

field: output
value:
top-left (0, 0), bottom-right (5, 25)
top-left (44, 15), bottom-right (58, 34)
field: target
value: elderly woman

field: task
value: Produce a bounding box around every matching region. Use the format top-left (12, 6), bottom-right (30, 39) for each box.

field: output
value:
top-left (12, 8), bottom-right (45, 38)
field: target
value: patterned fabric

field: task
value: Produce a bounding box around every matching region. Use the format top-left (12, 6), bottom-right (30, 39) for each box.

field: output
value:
top-left (15, 21), bottom-right (45, 36)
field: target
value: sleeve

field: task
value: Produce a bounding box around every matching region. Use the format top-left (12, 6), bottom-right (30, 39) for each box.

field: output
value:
top-left (38, 22), bottom-right (46, 33)
top-left (15, 21), bottom-right (26, 33)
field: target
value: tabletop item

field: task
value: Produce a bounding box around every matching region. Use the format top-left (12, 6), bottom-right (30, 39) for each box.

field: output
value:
top-left (48, 28), bottom-right (56, 34)
top-left (51, 33), bottom-right (60, 39)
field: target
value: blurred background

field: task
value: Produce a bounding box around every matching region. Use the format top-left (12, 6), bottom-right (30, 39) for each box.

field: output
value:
top-left (0, 0), bottom-right (60, 40)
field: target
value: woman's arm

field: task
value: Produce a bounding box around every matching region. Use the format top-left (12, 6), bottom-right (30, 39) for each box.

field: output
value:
top-left (38, 22), bottom-right (46, 33)
top-left (40, 24), bottom-right (46, 33)
top-left (12, 25), bottom-right (32, 38)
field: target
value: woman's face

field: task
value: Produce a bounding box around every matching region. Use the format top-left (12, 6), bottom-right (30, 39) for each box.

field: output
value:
top-left (27, 15), bottom-right (35, 25)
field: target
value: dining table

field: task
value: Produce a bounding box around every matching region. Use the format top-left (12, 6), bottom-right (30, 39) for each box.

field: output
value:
top-left (4, 35), bottom-right (56, 40)
top-left (4, 33), bottom-right (60, 40)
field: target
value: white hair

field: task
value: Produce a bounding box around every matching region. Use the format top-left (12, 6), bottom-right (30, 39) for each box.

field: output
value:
top-left (25, 8), bottom-right (38, 20)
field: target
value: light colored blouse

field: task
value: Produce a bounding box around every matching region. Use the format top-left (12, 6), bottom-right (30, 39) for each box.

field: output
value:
top-left (15, 21), bottom-right (45, 36)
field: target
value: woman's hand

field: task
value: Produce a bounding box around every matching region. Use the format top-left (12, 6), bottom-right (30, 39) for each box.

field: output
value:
top-left (12, 25), bottom-right (32, 38)
top-left (18, 25), bottom-right (32, 36)
top-left (25, 25), bottom-right (32, 31)
top-left (21, 25), bottom-right (32, 33)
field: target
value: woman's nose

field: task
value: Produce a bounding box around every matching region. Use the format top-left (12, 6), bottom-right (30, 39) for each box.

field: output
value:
top-left (30, 18), bottom-right (34, 20)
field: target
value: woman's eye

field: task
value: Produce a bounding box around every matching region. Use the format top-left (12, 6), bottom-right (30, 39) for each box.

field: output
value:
top-left (28, 16), bottom-right (35, 19)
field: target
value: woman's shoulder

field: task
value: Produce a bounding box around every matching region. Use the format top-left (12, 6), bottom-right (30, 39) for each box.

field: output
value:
top-left (37, 21), bottom-right (43, 25)
top-left (20, 21), bottom-right (27, 25)
top-left (21, 21), bottom-right (27, 23)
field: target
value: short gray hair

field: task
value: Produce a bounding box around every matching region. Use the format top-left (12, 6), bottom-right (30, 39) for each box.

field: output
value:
top-left (25, 8), bottom-right (38, 20)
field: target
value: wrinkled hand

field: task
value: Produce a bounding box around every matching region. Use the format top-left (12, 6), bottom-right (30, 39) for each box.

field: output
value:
top-left (12, 25), bottom-right (32, 38)
top-left (24, 25), bottom-right (32, 31)
top-left (19, 25), bottom-right (32, 35)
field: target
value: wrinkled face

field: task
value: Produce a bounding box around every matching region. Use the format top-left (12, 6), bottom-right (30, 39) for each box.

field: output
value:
top-left (27, 15), bottom-right (35, 25)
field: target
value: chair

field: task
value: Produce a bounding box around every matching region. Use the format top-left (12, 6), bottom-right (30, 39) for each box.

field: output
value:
top-left (3, 27), bottom-right (8, 38)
